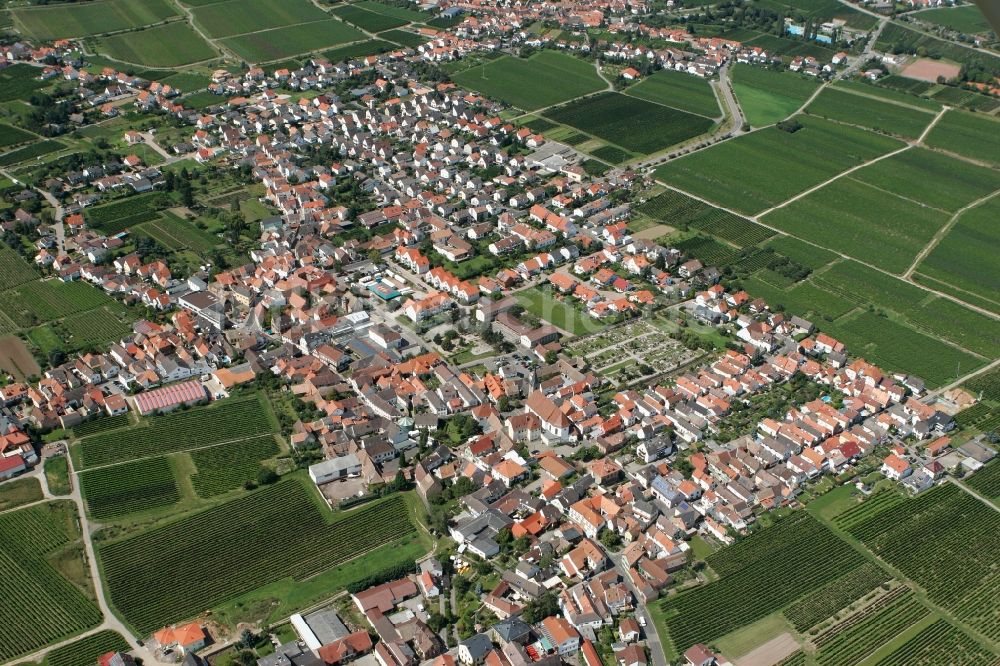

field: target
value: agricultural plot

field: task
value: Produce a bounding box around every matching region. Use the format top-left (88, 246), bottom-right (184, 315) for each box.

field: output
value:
top-left (77, 394), bottom-right (275, 469)
top-left (635, 189), bottom-right (772, 247)
top-left (924, 109), bottom-right (1000, 167)
top-left (58, 307), bottom-right (133, 351)
top-left (380, 29), bottom-right (427, 48)
top-left (762, 236), bottom-right (836, 270)
top-left (0, 246), bottom-right (38, 288)
top-left (332, 5), bottom-right (407, 31)
top-left (840, 484), bottom-right (1000, 641)
top-left (222, 21), bottom-right (367, 62)
top-left (323, 39), bottom-right (397, 63)
top-left (0, 123), bottom-right (36, 148)
top-left (99, 481), bottom-right (418, 633)
top-left (876, 21), bottom-right (1000, 75)
top-left (80, 457), bottom-right (180, 520)
top-left (744, 33), bottom-right (836, 60)
top-left (874, 619), bottom-right (996, 666)
top-left (674, 236), bottom-right (739, 266)
top-left (451, 51), bottom-right (605, 111)
top-left (805, 87), bottom-right (935, 139)
top-left (353, 0), bottom-right (429, 22)
top-left (965, 368), bottom-right (1000, 402)
top-left (782, 562), bottom-right (891, 631)
top-left (831, 79), bottom-right (942, 112)
top-left (0, 280), bottom-right (121, 329)
top-left (72, 413), bottom-right (132, 438)
top-left (85, 192), bottom-right (170, 235)
top-left (0, 476), bottom-right (43, 511)
top-left (0, 64), bottom-right (50, 102)
top-left (0, 139), bottom-right (66, 167)
top-left (761, 177), bottom-right (949, 274)
top-left (812, 591), bottom-right (929, 666)
top-left (656, 512), bottom-right (865, 654)
top-left (45, 455), bottom-right (72, 496)
top-left (731, 64), bottom-right (822, 126)
top-left (625, 69), bottom-right (721, 118)
top-left (95, 22), bottom-right (217, 67)
top-left (139, 212), bottom-right (219, 254)
top-left (0, 502), bottom-right (101, 662)
top-left (965, 462), bottom-right (1000, 501)
top-left (46, 631), bottom-right (131, 666)
top-left (13, 0), bottom-right (179, 40)
top-left (190, 435), bottom-right (280, 498)
top-left (654, 116), bottom-right (902, 215)
top-left (930, 86), bottom-right (1000, 112)
top-left (191, 0), bottom-right (328, 38)
top-left (917, 4), bottom-right (994, 34)
top-left (545, 92), bottom-right (714, 157)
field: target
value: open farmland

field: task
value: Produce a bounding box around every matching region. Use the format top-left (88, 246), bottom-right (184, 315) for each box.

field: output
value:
top-left (839, 484), bottom-right (1000, 641)
top-left (80, 457), bottom-right (181, 520)
top-left (654, 512), bottom-right (865, 655)
top-left (654, 116), bottom-right (902, 215)
top-left (139, 212), bottom-right (220, 254)
top-left (625, 69), bottom-right (721, 118)
top-left (544, 92), bottom-right (714, 156)
top-left (451, 51), bottom-right (605, 111)
top-left (76, 394), bottom-right (275, 469)
top-left (0, 280), bottom-right (124, 329)
top-left (782, 562), bottom-right (891, 632)
top-left (875, 619), bottom-right (996, 666)
top-left (84, 192), bottom-right (170, 235)
top-left (190, 435), bottom-right (281, 498)
top-left (332, 4), bottom-right (407, 31)
top-left (0, 123), bottom-right (36, 148)
top-left (760, 176), bottom-right (949, 274)
top-left (731, 65), bottom-right (823, 126)
top-left (191, 0), bottom-right (328, 38)
top-left (923, 109), bottom-right (1000, 166)
top-left (95, 22), bottom-right (217, 67)
top-left (99, 480), bottom-right (420, 633)
top-left (917, 5), bottom-right (995, 34)
top-left (221, 20), bottom-right (366, 62)
top-left (831, 79), bottom-right (942, 112)
top-left (0, 139), bottom-right (66, 167)
top-left (13, 0), bottom-right (177, 40)
top-left (46, 631), bottom-right (131, 666)
top-left (804, 87), bottom-right (936, 139)
top-left (0, 246), bottom-right (38, 288)
top-left (353, 0), bottom-right (429, 22)
top-left (322, 39), bottom-right (397, 63)
top-left (0, 63), bottom-right (51, 102)
top-left (965, 462), bottom-right (1000, 502)
top-left (812, 591), bottom-right (931, 666)
top-left (635, 189), bottom-right (773, 247)
top-left (0, 502), bottom-right (101, 662)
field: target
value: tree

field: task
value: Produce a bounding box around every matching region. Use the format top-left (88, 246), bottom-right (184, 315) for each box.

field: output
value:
top-left (258, 467), bottom-right (279, 485)
top-left (522, 591), bottom-right (559, 623)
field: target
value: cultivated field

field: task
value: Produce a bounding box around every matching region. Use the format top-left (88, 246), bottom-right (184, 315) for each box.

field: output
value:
top-left (625, 69), bottom-right (721, 118)
top-left (0, 502), bottom-right (101, 662)
top-left (654, 116), bottom-right (902, 215)
top-left (99, 480), bottom-right (419, 633)
top-left (544, 92), bottom-right (714, 157)
top-left (917, 5), bottom-right (994, 34)
top-left (655, 513), bottom-right (866, 654)
top-left (221, 20), bottom-right (366, 63)
top-left (451, 51), bottom-right (605, 111)
top-left (804, 87), bottom-right (936, 139)
top-left (332, 4), bottom-right (407, 31)
top-left (831, 79), bottom-right (942, 111)
top-left (635, 189), bottom-right (773, 247)
top-left (782, 562), bottom-right (891, 632)
top-left (95, 22), bottom-right (217, 67)
top-left (46, 631), bottom-right (131, 666)
top-left (76, 394), bottom-right (275, 468)
top-left (80, 456), bottom-right (181, 520)
top-left (191, 0), bottom-right (328, 38)
top-left (923, 109), bottom-right (1000, 166)
top-left (190, 435), bottom-right (280, 498)
top-left (731, 65), bottom-right (822, 127)
top-left (838, 484), bottom-right (1000, 641)
top-left (13, 0), bottom-right (177, 39)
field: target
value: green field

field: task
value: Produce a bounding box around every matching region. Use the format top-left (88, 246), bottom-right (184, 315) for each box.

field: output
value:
top-left (655, 116), bottom-right (902, 215)
top-left (190, 435), bottom-right (280, 497)
top-left (876, 22), bottom-right (1000, 77)
top-left (517, 286), bottom-right (607, 336)
top-left (380, 29), bottom-right (427, 48)
top-left (0, 64), bottom-right (51, 102)
top-left (0, 246), bottom-right (38, 288)
top-left (915, 195), bottom-right (1000, 315)
top-left (831, 79), bottom-right (942, 112)
top-left (813, 591), bottom-right (931, 666)
top-left (0, 502), bottom-right (101, 662)
top-left (221, 20), bottom-right (367, 62)
top-left (95, 22), bottom-right (217, 67)
top-left (13, 0), bottom-right (179, 40)
top-left (451, 51), bottom-right (605, 111)
top-left (761, 177), bottom-right (949, 274)
top-left (0, 476), bottom-right (43, 511)
top-left (46, 631), bottom-right (131, 666)
top-left (917, 5), bottom-right (994, 34)
top-left (0, 139), bottom-right (66, 167)
top-left (545, 92), bottom-right (714, 157)
top-left (731, 64), bottom-right (823, 126)
top-left (99, 480), bottom-right (421, 633)
top-left (138, 212), bottom-right (220, 254)
top-left (635, 189), bottom-right (773, 247)
top-left (322, 38), bottom-right (397, 62)
top-left (0, 123), bottom-right (36, 148)
top-left (80, 457), bottom-right (181, 520)
top-left (924, 109), bottom-right (1000, 166)
top-left (353, 0), bottom-right (429, 21)
top-left (84, 192), bottom-right (170, 235)
top-left (625, 69), bottom-right (721, 118)
top-left (838, 484), bottom-right (1000, 643)
top-left (191, 0), bottom-right (328, 38)
top-left (805, 87), bottom-right (936, 139)
top-left (332, 4), bottom-right (407, 31)
top-left (44, 455), bottom-right (73, 496)
top-left (76, 394), bottom-right (275, 469)
top-left (0, 280), bottom-right (124, 330)
top-left (655, 512), bottom-right (866, 654)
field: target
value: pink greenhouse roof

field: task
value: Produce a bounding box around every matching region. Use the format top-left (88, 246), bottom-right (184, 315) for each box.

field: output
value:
top-left (134, 380), bottom-right (206, 414)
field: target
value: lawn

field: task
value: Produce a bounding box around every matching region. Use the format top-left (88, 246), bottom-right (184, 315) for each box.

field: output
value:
top-left (730, 64), bottom-right (822, 126)
top-left (544, 92), bottom-right (714, 156)
top-left (95, 22), bottom-right (217, 67)
top-left (915, 195), bottom-right (1000, 315)
top-left (98, 479), bottom-right (423, 633)
top-left (13, 0), bottom-right (178, 40)
top-left (654, 116), bottom-right (902, 215)
top-left (191, 0), bottom-right (328, 38)
top-left (451, 50), bottom-right (605, 111)
top-left (760, 176), bottom-right (949, 274)
top-left (221, 20), bottom-right (366, 62)
top-left (917, 4), bottom-right (994, 34)
top-left (516, 286), bottom-right (607, 336)
top-left (44, 455), bottom-right (73, 496)
top-left (924, 109), bottom-right (1000, 166)
top-left (625, 69), bottom-right (721, 118)
top-left (805, 86), bottom-right (936, 139)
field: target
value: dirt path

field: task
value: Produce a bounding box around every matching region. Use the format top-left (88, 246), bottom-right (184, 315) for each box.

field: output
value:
top-left (735, 633), bottom-right (799, 666)
top-left (903, 188), bottom-right (1000, 279)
